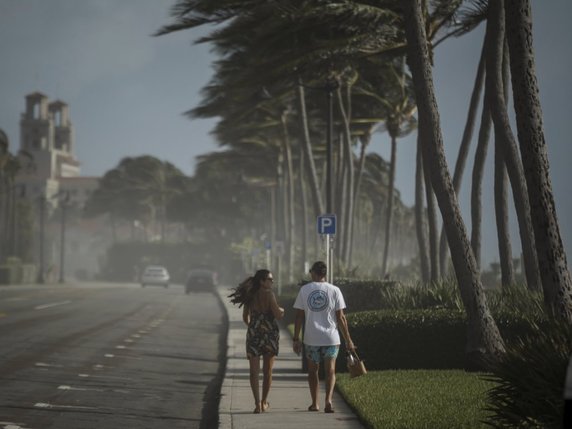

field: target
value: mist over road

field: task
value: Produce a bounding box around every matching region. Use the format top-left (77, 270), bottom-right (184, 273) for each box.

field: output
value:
top-left (0, 282), bottom-right (227, 429)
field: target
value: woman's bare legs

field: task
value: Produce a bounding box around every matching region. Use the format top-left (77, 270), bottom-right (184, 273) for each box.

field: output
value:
top-left (248, 355), bottom-right (261, 413)
top-left (261, 354), bottom-right (275, 411)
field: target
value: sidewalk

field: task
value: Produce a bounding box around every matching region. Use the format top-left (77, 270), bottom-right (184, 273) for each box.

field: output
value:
top-left (216, 285), bottom-right (365, 429)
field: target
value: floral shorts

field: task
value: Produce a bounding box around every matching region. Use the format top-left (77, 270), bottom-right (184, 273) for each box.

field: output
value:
top-left (305, 345), bottom-right (340, 364)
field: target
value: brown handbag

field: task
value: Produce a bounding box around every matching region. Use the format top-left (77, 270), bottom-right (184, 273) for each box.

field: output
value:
top-left (346, 350), bottom-right (367, 378)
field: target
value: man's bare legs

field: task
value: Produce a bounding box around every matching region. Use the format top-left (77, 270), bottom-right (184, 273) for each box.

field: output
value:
top-left (248, 355), bottom-right (261, 413)
top-left (261, 354), bottom-right (275, 411)
top-left (307, 358), bottom-right (320, 411)
top-left (324, 358), bottom-right (336, 412)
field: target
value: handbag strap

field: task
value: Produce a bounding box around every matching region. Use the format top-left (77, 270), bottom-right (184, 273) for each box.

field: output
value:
top-left (348, 350), bottom-right (361, 360)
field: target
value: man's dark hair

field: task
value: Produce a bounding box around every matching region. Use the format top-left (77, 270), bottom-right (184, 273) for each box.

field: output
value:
top-left (310, 261), bottom-right (327, 277)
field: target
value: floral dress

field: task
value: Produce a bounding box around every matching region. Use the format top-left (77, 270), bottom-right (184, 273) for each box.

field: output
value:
top-left (246, 309), bottom-right (280, 358)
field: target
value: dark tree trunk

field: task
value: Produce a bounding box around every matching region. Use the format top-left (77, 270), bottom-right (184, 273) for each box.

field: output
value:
top-left (438, 42), bottom-right (486, 277)
top-left (494, 138), bottom-right (515, 286)
top-left (423, 149), bottom-right (440, 283)
top-left (505, 0), bottom-right (572, 321)
top-left (486, 0), bottom-right (541, 291)
top-left (471, 89), bottom-right (493, 270)
top-left (297, 81), bottom-right (325, 216)
top-left (403, 0), bottom-right (505, 369)
top-left (415, 134), bottom-right (430, 284)
top-left (381, 135), bottom-right (397, 277)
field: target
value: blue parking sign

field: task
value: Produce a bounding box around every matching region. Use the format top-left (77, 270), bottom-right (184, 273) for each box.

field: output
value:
top-left (317, 214), bottom-right (336, 235)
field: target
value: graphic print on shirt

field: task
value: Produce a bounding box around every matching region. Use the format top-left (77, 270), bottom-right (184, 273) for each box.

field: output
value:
top-left (307, 289), bottom-right (328, 312)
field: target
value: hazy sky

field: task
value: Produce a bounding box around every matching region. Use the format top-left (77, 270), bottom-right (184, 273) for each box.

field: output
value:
top-left (0, 0), bottom-right (570, 269)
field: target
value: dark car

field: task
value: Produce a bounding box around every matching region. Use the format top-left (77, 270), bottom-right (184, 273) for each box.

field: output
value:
top-left (185, 269), bottom-right (217, 293)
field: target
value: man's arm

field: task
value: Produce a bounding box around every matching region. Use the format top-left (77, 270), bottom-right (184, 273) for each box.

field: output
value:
top-left (335, 309), bottom-right (355, 351)
top-left (293, 309), bottom-right (304, 354)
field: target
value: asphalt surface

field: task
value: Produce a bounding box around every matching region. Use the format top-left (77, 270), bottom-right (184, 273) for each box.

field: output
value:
top-left (0, 282), bottom-right (227, 429)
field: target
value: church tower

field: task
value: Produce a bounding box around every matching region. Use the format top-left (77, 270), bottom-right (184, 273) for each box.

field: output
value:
top-left (17, 92), bottom-right (80, 203)
top-left (19, 91), bottom-right (79, 181)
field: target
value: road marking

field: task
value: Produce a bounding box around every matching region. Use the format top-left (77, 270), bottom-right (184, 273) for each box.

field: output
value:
top-left (115, 345), bottom-right (126, 349)
top-left (58, 385), bottom-right (102, 392)
top-left (35, 362), bottom-right (63, 368)
top-left (34, 300), bottom-right (71, 310)
top-left (34, 402), bottom-right (96, 410)
top-left (104, 354), bottom-right (114, 358)
top-left (0, 423), bottom-right (26, 429)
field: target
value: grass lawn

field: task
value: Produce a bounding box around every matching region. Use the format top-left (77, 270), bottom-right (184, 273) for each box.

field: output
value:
top-left (336, 369), bottom-right (495, 429)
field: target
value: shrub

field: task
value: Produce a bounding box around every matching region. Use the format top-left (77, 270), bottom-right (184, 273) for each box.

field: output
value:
top-left (483, 318), bottom-right (571, 428)
top-left (343, 308), bottom-right (547, 372)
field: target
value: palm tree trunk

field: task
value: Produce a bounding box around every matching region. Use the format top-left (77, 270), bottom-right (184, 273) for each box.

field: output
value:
top-left (350, 132), bottom-right (372, 267)
top-left (415, 134), bottom-right (430, 284)
top-left (423, 150), bottom-right (440, 282)
top-left (494, 139), bottom-right (515, 286)
top-left (438, 42), bottom-right (486, 277)
top-left (281, 113), bottom-right (295, 283)
top-left (381, 135), bottom-right (397, 277)
top-left (299, 146), bottom-right (308, 270)
top-left (336, 86), bottom-right (355, 267)
top-left (504, 0), bottom-right (572, 321)
top-left (486, 0), bottom-right (541, 291)
top-left (470, 90), bottom-right (493, 270)
top-left (403, 0), bottom-right (505, 368)
top-left (297, 81), bottom-right (325, 216)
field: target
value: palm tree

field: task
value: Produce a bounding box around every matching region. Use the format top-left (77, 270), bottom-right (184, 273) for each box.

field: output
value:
top-left (402, 0), bottom-right (505, 367)
top-left (504, 0), bottom-right (572, 321)
top-left (485, 0), bottom-right (540, 290)
top-left (438, 42), bottom-right (485, 278)
top-left (415, 133), bottom-right (430, 284)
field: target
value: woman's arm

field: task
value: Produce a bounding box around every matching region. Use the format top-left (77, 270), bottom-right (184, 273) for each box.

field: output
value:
top-left (242, 305), bottom-right (250, 325)
top-left (269, 292), bottom-right (285, 320)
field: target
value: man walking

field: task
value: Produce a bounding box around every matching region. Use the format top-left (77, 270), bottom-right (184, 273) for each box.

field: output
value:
top-left (293, 261), bottom-right (355, 413)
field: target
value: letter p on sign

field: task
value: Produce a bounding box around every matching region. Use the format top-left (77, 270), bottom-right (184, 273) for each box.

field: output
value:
top-left (317, 214), bottom-right (336, 235)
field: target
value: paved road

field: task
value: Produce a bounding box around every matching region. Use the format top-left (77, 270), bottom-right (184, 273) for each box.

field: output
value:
top-left (0, 282), bottom-right (227, 429)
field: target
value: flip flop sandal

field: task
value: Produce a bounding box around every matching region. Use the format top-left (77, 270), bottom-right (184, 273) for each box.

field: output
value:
top-left (325, 404), bottom-right (335, 413)
top-left (308, 405), bottom-right (319, 412)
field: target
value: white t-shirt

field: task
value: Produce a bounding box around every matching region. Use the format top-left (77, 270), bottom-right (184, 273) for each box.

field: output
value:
top-left (293, 281), bottom-right (346, 346)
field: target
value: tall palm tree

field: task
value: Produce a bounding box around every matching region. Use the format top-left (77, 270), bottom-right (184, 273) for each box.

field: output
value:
top-left (485, 0), bottom-right (540, 290)
top-left (438, 42), bottom-right (485, 278)
top-left (504, 0), bottom-right (572, 321)
top-left (415, 133), bottom-right (430, 284)
top-left (402, 0), bottom-right (505, 367)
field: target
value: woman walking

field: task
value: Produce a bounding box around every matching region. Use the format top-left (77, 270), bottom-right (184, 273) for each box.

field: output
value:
top-left (229, 269), bottom-right (284, 413)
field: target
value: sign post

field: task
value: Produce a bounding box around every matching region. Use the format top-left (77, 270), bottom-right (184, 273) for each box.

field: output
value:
top-left (317, 214), bottom-right (336, 283)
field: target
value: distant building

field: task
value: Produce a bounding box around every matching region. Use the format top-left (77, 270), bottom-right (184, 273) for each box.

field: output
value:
top-left (16, 91), bottom-right (100, 205)
top-left (15, 91), bottom-right (104, 281)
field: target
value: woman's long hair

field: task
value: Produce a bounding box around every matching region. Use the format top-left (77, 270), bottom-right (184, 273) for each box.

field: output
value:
top-left (229, 269), bottom-right (270, 308)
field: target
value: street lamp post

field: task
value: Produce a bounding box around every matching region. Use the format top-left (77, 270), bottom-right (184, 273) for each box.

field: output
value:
top-left (59, 192), bottom-right (69, 284)
top-left (37, 196), bottom-right (46, 284)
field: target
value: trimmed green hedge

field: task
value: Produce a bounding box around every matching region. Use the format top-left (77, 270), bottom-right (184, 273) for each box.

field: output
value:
top-left (341, 309), bottom-right (543, 371)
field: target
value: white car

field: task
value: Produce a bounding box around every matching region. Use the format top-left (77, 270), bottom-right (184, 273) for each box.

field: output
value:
top-left (140, 265), bottom-right (170, 288)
